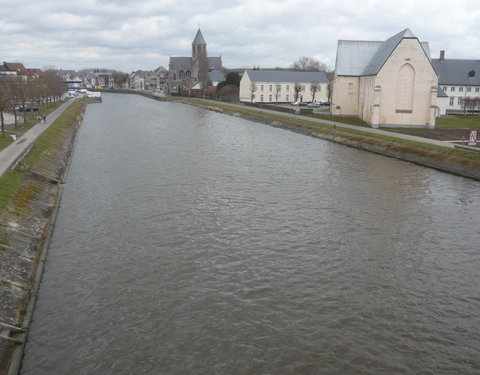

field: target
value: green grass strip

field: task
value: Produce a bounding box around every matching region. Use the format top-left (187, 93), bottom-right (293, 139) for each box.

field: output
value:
top-left (0, 134), bottom-right (13, 151)
top-left (22, 99), bottom-right (85, 168)
top-left (436, 116), bottom-right (480, 129)
top-left (0, 170), bottom-right (25, 214)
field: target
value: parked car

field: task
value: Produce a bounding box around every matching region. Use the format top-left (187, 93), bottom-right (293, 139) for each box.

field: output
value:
top-left (15, 106), bottom-right (39, 111)
top-left (291, 101), bottom-right (300, 106)
top-left (308, 102), bottom-right (321, 107)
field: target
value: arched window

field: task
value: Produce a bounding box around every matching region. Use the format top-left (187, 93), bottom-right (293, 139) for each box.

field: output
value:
top-left (396, 63), bottom-right (415, 113)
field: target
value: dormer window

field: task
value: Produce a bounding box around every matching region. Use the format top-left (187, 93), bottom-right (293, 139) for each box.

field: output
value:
top-left (468, 70), bottom-right (475, 78)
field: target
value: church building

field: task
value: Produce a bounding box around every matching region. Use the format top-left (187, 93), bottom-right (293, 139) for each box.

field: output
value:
top-left (331, 29), bottom-right (438, 128)
top-left (168, 29), bottom-right (222, 94)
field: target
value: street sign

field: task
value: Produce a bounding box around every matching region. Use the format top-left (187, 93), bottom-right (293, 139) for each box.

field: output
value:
top-left (468, 130), bottom-right (477, 146)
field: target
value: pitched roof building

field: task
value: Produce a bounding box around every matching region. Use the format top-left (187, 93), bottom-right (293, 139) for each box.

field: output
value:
top-left (239, 70), bottom-right (329, 103)
top-left (331, 29), bottom-right (438, 128)
top-left (0, 62), bottom-right (28, 76)
top-left (432, 52), bottom-right (480, 114)
top-left (168, 29), bottom-right (222, 93)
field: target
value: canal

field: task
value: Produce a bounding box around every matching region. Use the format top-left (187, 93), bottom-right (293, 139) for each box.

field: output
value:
top-left (21, 93), bottom-right (480, 374)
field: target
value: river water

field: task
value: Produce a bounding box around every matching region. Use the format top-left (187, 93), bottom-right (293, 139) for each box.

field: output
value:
top-left (21, 94), bottom-right (480, 374)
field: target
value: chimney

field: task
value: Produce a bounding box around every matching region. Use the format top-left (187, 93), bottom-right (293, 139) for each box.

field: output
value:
top-left (440, 50), bottom-right (445, 61)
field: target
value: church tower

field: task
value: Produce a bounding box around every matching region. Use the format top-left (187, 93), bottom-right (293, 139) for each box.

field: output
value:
top-left (192, 29), bottom-right (207, 60)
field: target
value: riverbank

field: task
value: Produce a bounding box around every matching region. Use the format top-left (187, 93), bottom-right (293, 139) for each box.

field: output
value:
top-left (176, 98), bottom-right (480, 181)
top-left (0, 99), bottom-right (89, 374)
top-left (0, 93), bottom-right (478, 373)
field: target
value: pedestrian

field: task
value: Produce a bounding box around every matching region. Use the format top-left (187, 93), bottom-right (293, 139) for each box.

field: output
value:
top-left (37, 115), bottom-right (41, 121)
top-left (42, 115), bottom-right (47, 123)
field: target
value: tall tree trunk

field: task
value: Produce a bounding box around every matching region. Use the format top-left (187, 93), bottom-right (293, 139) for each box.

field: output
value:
top-left (1, 109), bottom-right (4, 135)
top-left (13, 107), bottom-right (17, 129)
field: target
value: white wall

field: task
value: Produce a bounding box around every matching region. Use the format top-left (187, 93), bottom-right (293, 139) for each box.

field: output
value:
top-left (239, 73), bottom-right (253, 102)
top-left (438, 85), bottom-right (480, 114)
top-left (375, 38), bottom-right (437, 127)
top-left (332, 38), bottom-right (438, 127)
top-left (331, 76), bottom-right (360, 115)
top-left (239, 73), bottom-right (329, 103)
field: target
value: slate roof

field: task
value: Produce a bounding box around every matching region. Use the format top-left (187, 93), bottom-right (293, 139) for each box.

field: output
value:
top-left (192, 29), bottom-right (206, 45)
top-left (169, 56), bottom-right (222, 70)
top-left (431, 59), bottom-right (480, 86)
top-left (207, 57), bottom-right (223, 70)
top-left (437, 86), bottom-right (448, 97)
top-left (209, 70), bottom-right (225, 83)
top-left (336, 29), bottom-right (431, 76)
top-left (244, 70), bottom-right (329, 84)
top-left (169, 57), bottom-right (194, 70)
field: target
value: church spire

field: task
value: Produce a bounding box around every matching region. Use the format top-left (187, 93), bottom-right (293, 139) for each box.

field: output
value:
top-left (192, 29), bottom-right (207, 59)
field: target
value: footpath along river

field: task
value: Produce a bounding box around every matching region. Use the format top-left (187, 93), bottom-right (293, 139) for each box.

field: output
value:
top-left (20, 93), bottom-right (480, 374)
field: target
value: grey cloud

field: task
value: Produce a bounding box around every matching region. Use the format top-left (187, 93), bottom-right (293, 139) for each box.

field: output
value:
top-left (0, 0), bottom-right (478, 72)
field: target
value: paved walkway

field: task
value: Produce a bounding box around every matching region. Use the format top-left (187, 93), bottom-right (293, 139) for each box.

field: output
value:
top-left (202, 100), bottom-right (457, 149)
top-left (0, 99), bottom-right (75, 178)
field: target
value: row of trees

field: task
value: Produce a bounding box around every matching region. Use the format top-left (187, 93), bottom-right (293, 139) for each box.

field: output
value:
top-left (249, 81), bottom-right (322, 103)
top-left (0, 72), bottom-right (65, 134)
top-left (462, 97), bottom-right (480, 113)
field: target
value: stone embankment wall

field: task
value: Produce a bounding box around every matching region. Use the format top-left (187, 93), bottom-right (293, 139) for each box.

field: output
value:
top-left (0, 102), bottom-right (85, 374)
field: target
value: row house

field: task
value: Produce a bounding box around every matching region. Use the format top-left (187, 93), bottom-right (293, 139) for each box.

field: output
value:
top-left (128, 67), bottom-right (168, 92)
top-left (239, 70), bottom-right (329, 103)
top-left (0, 62), bottom-right (45, 89)
top-left (432, 51), bottom-right (480, 115)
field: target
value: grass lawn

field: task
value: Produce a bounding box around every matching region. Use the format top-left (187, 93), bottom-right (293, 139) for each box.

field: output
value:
top-left (0, 171), bottom-right (24, 214)
top-left (3, 100), bottom-right (67, 136)
top-left (0, 134), bottom-right (13, 151)
top-left (0, 99), bottom-right (85, 215)
top-left (436, 115), bottom-right (480, 129)
top-left (299, 112), bottom-right (369, 127)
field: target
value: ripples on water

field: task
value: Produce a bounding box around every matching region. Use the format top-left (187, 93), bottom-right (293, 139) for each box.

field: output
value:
top-left (21, 94), bottom-right (480, 374)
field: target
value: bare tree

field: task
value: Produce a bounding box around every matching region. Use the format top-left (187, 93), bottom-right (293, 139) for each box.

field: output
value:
top-left (8, 78), bottom-right (20, 128)
top-left (310, 83), bottom-right (319, 103)
top-left (275, 84), bottom-right (281, 102)
top-left (250, 83), bottom-right (257, 102)
top-left (197, 50), bottom-right (210, 97)
top-left (292, 56), bottom-right (328, 72)
top-left (294, 83), bottom-right (302, 102)
top-left (0, 76), bottom-right (11, 135)
top-left (463, 97), bottom-right (480, 114)
top-left (112, 71), bottom-right (129, 88)
top-left (14, 76), bottom-right (29, 123)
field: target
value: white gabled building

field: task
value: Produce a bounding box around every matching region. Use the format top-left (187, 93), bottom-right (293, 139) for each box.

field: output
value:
top-left (331, 29), bottom-right (438, 128)
top-left (239, 70), bottom-right (329, 104)
top-left (432, 51), bottom-right (480, 115)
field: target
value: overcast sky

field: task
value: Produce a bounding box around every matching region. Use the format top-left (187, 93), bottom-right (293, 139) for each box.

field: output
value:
top-left (1, 0), bottom-right (479, 73)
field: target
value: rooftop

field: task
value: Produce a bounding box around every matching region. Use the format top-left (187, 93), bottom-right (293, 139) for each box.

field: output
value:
top-left (244, 70), bottom-right (329, 84)
top-left (432, 58), bottom-right (480, 86)
top-left (336, 29), bottom-right (431, 76)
